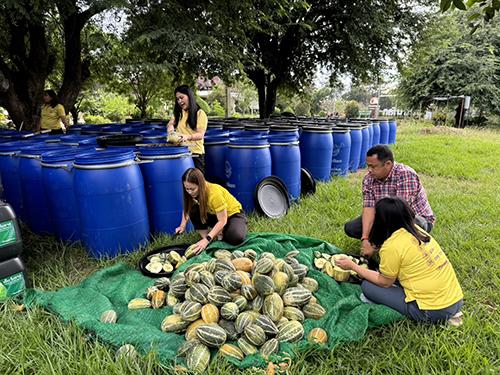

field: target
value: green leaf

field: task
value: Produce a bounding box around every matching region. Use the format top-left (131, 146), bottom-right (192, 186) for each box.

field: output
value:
top-left (452, 0), bottom-right (467, 10)
top-left (440, 0), bottom-right (453, 12)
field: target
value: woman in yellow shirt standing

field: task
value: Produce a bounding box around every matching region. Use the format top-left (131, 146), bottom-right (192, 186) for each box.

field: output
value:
top-left (175, 168), bottom-right (247, 254)
top-left (336, 197), bottom-right (464, 325)
top-left (40, 89), bottom-right (68, 134)
top-left (167, 85), bottom-right (208, 172)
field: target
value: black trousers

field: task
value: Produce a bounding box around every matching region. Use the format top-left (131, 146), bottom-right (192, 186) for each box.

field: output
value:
top-left (344, 215), bottom-right (433, 239)
top-left (192, 154), bottom-right (205, 174)
top-left (189, 205), bottom-right (247, 246)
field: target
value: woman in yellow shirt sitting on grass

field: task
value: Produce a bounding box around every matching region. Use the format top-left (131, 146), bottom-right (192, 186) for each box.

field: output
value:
top-left (336, 197), bottom-right (464, 325)
top-left (175, 168), bottom-right (247, 254)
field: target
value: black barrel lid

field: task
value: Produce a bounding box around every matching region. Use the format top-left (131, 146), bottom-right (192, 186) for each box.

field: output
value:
top-left (254, 176), bottom-right (290, 219)
top-left (300, 168), bottom-right (316, 196)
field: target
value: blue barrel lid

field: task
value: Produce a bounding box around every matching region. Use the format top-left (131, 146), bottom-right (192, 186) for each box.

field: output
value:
top-left (268, 134), bottom-right (299, 143)
top-left (205, 128), bottom-right (230, 137)
top-left (74, 149), bottom-right (136, 165)
top-left (41, 147), bottom-right (95, 163)
top-left (137, 145), bottom-right (189, 157)
top-left (0, 140), bottom-right (32, 152)
top-left (229, 130), bottom-right (268, 139)
top-left (18, 143), bottom-right (67, 156)
top-left (139, 129), bottom-right (167, 139)
top-left (301, 126), bottom-right (333, 133)
top-left (229, 137), bottom-right (269, 146)
top-left (78, 137), bottom-right (98, 146)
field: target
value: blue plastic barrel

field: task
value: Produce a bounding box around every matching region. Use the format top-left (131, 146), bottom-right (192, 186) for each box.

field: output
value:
top-left (18, 143), bottom-right (68, 234)
top-left (388, 119), bottom-right (397, 144)
top-left (139, 129), bottom-right (167, 144)
top-left (138, 146), bottom-right (194, 235)
top-left (371, 121), bottom-right (381, 146)
top-left (205, 136), bottom-right (229, 185)
top-left (225, 137), bottom-right (272, 212)
top-left (331, 128), bottom-right (351, 176)
top-left (269, 137), bottom-right (301, 201)
top-left (41, 147), bottom-right (93, 241)
top-left (59, 135), bottom-right (95, 147)
top-left (73, 150), bottom-right (150, 257)
top-left (269, 126), bottom-right (299, 139)
top-left (379, 120), bottom-right (389, 145)
top-left (299, 126), bottom-right (333, 181)
top-left (359, 126), bottom-right (371, 168)
top-left (337, 125), bottom-right (362, 172)
top-left (367, 123), bottom-right (373, 148)
top-left (0, 141), bottom-right (30, 219)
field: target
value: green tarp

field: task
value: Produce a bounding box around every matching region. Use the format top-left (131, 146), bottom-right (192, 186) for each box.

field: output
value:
top-left (24, 233), bottom-right (403, 369)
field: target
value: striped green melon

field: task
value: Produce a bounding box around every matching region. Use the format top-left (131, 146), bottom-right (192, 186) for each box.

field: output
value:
top-left (277, 317), bottom-right (289, 330)
top-left (128, 298), bottom-right (151, 310)
top-left (214, 270), bottom-right (229, 286)
top-left (166, 293), bottom-right (179, 307)
top-left (185, 319), bottom-right (205, 341)
top-left (214, 249), bottom-right (232, 260)
top-left (208, 286), bottom-right (232, 306)
top-left (100, 310), bottom-right (117, 324)
top-left (273, 259), bottom-right (286, 271)
top-left (235, 311), bottom-right (257, 333)
top-left (282, 263), bottom-right (295, 281)
top-left (154, 277), bottom-right (170, 291)
top-left (285, 250), bottom-right (300, 259)
top-left (186, 343), bottom-right (210, 373)
top-left (272, 271), bottom-right (289, 295)
top-left (237, 337), bottom-right (258, 356)
top-left (181, 301), bottom-right (202, 322)
top-left (241, 284), bottom-right (257, 301)
top-left (277, 320), bottom-right (304, 343)
top-left (184, 288), bottom-right (194, 301)
top-left (231, 250), bottom-right (245, 259)
top-left (255, 314), bottom-right (279, 336)
top-left (262, 293), bottom-right (284, 322)
top-left (244, 324), bottom-right (267, 346)
top-left (307, 327), bottom-right (328, 344)
top-left (254, 258), bottom-right (274, 274)
top-left (300, 277), bottom-right (319, 293)
top-left (218, 319), bottom-right (239, 341)
top-left (199, 270), bottom-right (216, 288)
top-left (302, 303), bottom-right (326, 320)
top-left (115, 344), bottom-right (137, 360)
top-left (260, 338), bottom-right (279, 358)
top-left (185, 270), bottom-right (201, 287)
top-left (288, 273), bottom-right (300, 287)
top-left (219, 343), bottom-right (244, 361)
top-left (196, 323), bottom-right (227, 348)
top-left (233, 295), bottom-right (248, 311)
top-left (215, 258), bottom-right (236, 272)
top-left (171, 271), bottom-right (185, 282)
top-left (177, 339), bottom-right (199, 357)
top-left (283, 306), bottom-right (304, 322)
top-left (291, 263), bottom-right (308, 281)
top-left (173, 301), bottom-right (187, 315)
top-left (284, 256), bottom-right (299, 266)
top-left (190, 283), bottom-right (210, 304)
top-left (282, 287), bottom-right (312, 307)
top-left (260, 252), bottom-right (275, 261)
top-left (161, 314), bottom-right (190, 333)
top-left (253, 274), bottom-right (275, 296)
top-left (243, 249), bottom-right (257, 261)
top-left (250, 295), bottom-right (264, 312)
top-left (222, 272), bottom-right (243, 292)
top-left (220, 302), bottom-right (239, 320)
top-left (205, 259), bottom-right (217, 273)
top-left (170, 277), bottom-right (188, 297)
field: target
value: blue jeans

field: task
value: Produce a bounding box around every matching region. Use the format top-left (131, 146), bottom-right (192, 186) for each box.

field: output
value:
top-left (361, 281), bottom-right (463, 323)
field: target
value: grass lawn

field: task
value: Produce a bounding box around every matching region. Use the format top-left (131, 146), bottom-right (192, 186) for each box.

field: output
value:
top-left (1, 120), bottom-right (499, 374)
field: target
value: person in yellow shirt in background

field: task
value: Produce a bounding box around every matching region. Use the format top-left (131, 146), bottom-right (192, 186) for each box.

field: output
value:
top-left (175, 168), bottom-right (248, 254)
top-left (167, 85), bottom-right (208, 172)
top-left (335, 197), bottom-right (464, 326)
top-left (40, 89), bottom-right (68, 134)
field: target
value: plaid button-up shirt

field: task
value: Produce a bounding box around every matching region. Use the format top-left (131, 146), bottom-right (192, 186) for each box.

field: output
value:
top-left (362, 163), bottom-right (435, 224)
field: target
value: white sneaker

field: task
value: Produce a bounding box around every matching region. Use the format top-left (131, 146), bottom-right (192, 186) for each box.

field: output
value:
top-left (359, 293), bottom-right (375, 304)
top-left (447, 311), bottom-right (464, 327)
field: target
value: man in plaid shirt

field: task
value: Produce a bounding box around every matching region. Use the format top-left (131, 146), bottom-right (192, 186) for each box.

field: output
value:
top-left (344, 145), bottom-right (435, 257)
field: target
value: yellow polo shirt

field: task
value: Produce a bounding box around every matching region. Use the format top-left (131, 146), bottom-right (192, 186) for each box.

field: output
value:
top-left (174, 109), bottom-right (208, 155)
top-left (41, 104), bottom-right (66, 130)
top-left (379, 228), bottom-right (463, 310)
top-left (206, 182), bottom-right (242, 217)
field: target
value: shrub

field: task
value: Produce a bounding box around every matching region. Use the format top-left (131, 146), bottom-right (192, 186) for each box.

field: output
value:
top-left (83, 114), bottom-right (112, 125)
top-left (344, 101), bottom-right (360, 118)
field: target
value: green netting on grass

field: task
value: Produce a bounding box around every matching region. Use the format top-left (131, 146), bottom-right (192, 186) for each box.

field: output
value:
top-left (24, 232), bottom-right (403, 369)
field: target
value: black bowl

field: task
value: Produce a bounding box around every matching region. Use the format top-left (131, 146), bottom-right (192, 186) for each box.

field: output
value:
top-left (138, 244), bottom-right (189, 278)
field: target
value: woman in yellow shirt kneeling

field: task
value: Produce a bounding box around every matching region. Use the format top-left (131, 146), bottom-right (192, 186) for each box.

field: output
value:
top-left (336, 197), bottom-right (463, 325)
top-left (175, 168), bottom-right (248, 254)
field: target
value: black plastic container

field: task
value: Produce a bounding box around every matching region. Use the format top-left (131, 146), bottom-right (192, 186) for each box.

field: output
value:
top-left (0, 201), bottom-right (22, 262)
top-left (0, 257), bottom-right (28, 301)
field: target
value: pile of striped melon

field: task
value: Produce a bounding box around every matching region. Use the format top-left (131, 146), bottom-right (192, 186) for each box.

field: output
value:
top-left (161, 249), bottom-right (328, 372)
